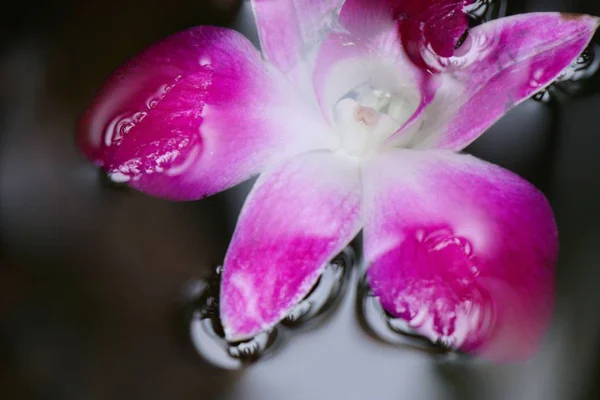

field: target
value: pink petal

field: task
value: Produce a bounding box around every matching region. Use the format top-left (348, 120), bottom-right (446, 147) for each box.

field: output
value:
top-left (77, 26), bottom-right (334, 200)
top-left (417, 13), bottom-right (599, 150)
top-left (251, 0), bottom-right (343, 93)
top-left (362, 149), bottom-right (557, 361)
top-left (339, 0), bottom-right (473, 67)
top-left (220, 151), bottom-right (362, 341)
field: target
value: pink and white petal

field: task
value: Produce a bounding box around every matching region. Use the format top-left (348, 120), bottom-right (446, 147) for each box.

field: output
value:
top-left (220, 151), bottom-right (362, 341)
top-left (362, 149), bottom-right (557, 361)
top-left (251, 0), bottom-right (344, 94)
top-left (312, 29), bottom-right (434, 139)
top-left (77, 26), bottom-right (334, 200)
top-left (416, 13), bottom-right (599, 151)
top-left (339, 0), bottom-right (473, 66)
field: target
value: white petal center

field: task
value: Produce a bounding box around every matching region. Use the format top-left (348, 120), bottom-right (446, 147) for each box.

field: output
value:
top-left (333, 80), bottom-right (420, 157)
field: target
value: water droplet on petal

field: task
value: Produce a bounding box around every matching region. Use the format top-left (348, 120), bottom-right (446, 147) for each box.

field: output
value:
top-left (103, 111), bottom-right (147, 147)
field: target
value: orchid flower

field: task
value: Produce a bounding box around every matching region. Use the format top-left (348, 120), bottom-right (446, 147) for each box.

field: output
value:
top-left (77, 0), bottom-right (599, 361)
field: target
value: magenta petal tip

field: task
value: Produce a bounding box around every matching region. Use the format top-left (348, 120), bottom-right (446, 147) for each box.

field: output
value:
top-left (77, 26), bottom-right (329, 200)
top-left (220, 151), bottom-right (362, 341)
top-left (362, 150), bottom-right (557, 361)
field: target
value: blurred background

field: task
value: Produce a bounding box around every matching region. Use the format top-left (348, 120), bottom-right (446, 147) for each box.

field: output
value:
top-left (1, 0), bottom-right (600, 399)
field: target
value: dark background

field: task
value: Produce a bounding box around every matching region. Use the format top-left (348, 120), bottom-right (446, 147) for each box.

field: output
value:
top-left (1, 0), bottom-right (600, 399)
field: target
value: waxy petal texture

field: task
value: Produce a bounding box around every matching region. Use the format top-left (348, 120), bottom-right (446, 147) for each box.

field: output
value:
top-left (251, 0), bottom-right (343, 95)
top-left (220, 151), bottom-right (362, 341)
top-left (362, 150), bottom-right (557, 361)
top-left (417, 13), bottom-right (599, 150)
top-left (78, 26), bottom-right (333, 200)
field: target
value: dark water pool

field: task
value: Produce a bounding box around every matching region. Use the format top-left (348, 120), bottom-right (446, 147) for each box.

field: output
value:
top-left (2, 0), bottom-right (600, 399)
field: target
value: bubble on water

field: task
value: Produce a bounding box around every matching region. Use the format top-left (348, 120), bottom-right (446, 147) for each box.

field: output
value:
top-left (534, 42), bottom-right (600, 103)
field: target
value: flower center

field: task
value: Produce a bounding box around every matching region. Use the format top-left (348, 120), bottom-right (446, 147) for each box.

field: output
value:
top-left (333, 83), bottom-right (418, 156)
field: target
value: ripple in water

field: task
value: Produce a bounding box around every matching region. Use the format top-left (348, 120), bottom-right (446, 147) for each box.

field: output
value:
top-left (534, 42), bottom-right (600, 103)
top-left (183, 247), bottom-right (356, 369)
top-left (356, 270), bottom-right (464, 361)
top-left (465, 0), bottom-right (507, 25)
top-left (97, 169), bottom-right (130, 192)
top-left (281, 246), bottom-right (355, 328)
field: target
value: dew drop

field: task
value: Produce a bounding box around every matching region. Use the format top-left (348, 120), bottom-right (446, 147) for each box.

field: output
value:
top-left (133, 111), bottom-right (147, 123)
top-left (281, 246), bottom-right (356, 328)
top-left (199, 56), bottom-right (212, 67)
top-left (103, 111), bottom-right (147, 148)
top-left (356, 271), bottom-right (462, 358)
top-left (145, 82), bottom-right (176, 110)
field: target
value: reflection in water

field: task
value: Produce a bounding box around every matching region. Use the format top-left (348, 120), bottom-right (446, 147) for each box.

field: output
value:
top-left (226, 269), bottom-right (448, 400)
top-left (465, 0), bottom-right (508, 24)
top-left (97, 169), bottom-right (130, 192)
top-left (281, 247), bottom-right (355, 328)
top-left (184, 248), bottom-right (356, 370)
top-left (355, 271), bottom-right (463, 358)
top-left (185, 272), bottom-right (279, 370)
top-left (534, 42), bottom-right (600, 102)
